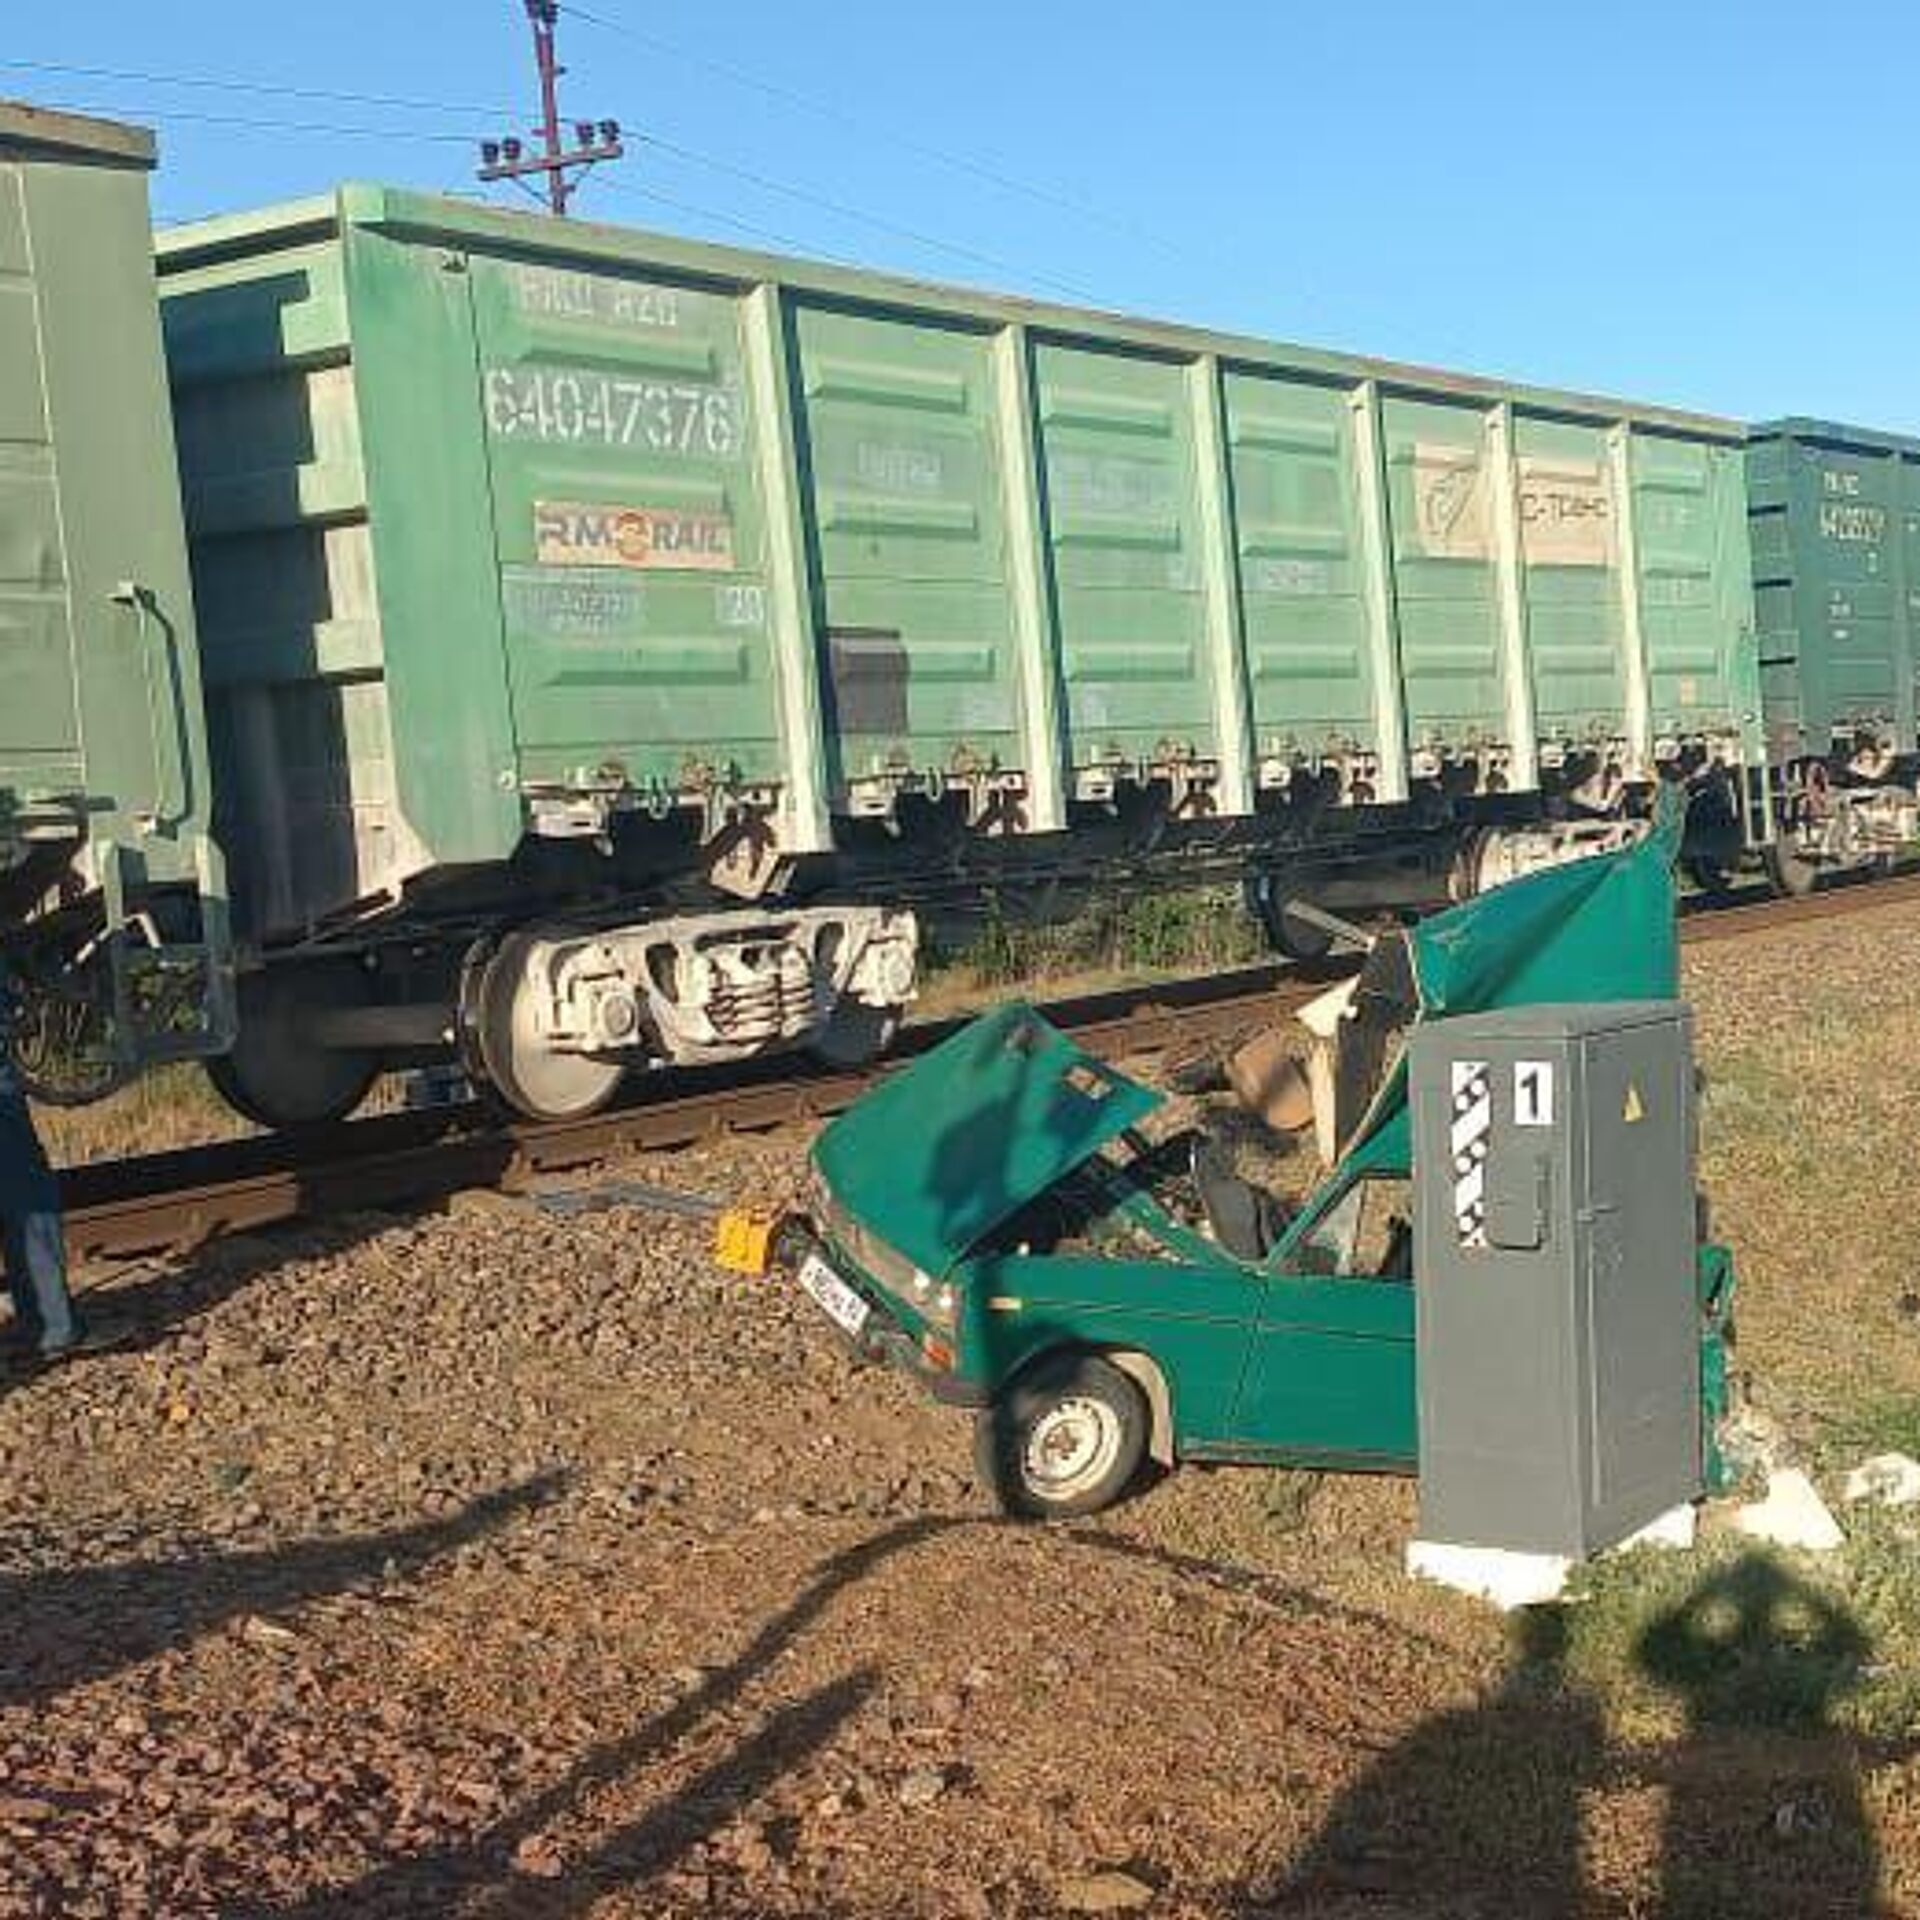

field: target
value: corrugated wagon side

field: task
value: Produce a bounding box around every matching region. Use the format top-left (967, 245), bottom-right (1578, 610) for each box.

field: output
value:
top-left (0, 103), bottom-right (229, 1100)
top-left (1747, 417), bottom-right (1920, 888)
top-left (156, 185), bottom-right (1765, 1122)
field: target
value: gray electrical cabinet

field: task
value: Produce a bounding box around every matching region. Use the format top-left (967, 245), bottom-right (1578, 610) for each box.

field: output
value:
top-left (1408, 1002), bottom-right (1702, 1560)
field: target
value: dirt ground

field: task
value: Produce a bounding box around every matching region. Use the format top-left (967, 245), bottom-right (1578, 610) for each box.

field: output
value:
top-left (9, 904), bottom-right (1920, 1916)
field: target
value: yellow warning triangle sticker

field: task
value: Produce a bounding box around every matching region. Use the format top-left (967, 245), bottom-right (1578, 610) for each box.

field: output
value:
top-left (1623, 1083), bottom-right (1645, 1124)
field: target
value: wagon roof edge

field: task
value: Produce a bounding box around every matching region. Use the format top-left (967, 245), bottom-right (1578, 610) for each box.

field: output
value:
top-left (157, 179), bottom-right (1749, 443)
top-left (0, 98), bottom-right (155, 167)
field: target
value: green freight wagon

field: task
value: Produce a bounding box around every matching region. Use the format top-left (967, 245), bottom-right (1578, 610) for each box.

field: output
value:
top-left (0, 103), bottom-right (228, 1100)
top-left (1747, 418), bottom-right (1920, 889)
top-left (155, 185), bottom-right (1765, 1124)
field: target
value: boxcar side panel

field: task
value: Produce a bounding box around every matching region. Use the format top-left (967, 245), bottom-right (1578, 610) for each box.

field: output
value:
top-left (1904, 458), bottom-right (1920, 744)
top-left (344, 221), bottom-right (520, 872)
top-left (467, 249), bottom-right (785, 806)
top-left (1745, 422), bottom-right (1920, 756)
top-left (1513, 417), bottom-right (1627, 744)
top-left (1800, 443), bottom-right (1905, 728)
top-left (1032, 343), bottom-right (1217, 786)
top-left (1221, 371), bottom-right (1382, 769)
top-left (165, 225), bottom-right (426, 937)
top-left (1379, 395), bottom-right (1511, 753)
top-left (1745, 432), bottom-right (1802, 760)
top-left (1629, 439), bottom-right (1755, 750)
top-left (790, 303), bottom-right (1022, 805)
top-left (0, 165), bottom-right (80, 795)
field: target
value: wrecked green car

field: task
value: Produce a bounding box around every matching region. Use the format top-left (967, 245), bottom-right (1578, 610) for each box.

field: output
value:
top-left (724, 818), bottom-right (1735, 1518)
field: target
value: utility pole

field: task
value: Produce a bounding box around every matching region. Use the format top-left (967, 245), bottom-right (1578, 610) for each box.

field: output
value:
top-left (479, 0), bottom-right (623, 216)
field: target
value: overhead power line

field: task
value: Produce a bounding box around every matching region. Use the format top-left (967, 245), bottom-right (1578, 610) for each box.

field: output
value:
top-left (595, 176), bottom-right (849, 263)
top-left (44, 104), bottom-right (1107, 301)
top-left (47, 100), bottom-right (478, 146)
top-left (634, 130), bottom-right (1103, 304)
top-left (25, 32), bottom-right (1149, 306)
top-left (0, 56), bottom-right (509, 117)
top-left (556, 0), bottom-right (1204, 268)
top-left (8, 37), bottom-right (1189, 273)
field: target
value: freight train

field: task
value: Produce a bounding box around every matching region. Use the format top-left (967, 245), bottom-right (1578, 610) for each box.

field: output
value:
top-left (4, 100), bottom-right (1915, 1127)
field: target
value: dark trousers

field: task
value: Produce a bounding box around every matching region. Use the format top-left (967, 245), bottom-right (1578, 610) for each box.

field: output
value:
top-left (0, 1088), bottom-right (74, 1353)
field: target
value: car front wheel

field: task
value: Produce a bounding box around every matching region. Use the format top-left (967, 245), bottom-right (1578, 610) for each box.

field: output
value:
top-left (975, 1353), bottom-right (1150, 1520)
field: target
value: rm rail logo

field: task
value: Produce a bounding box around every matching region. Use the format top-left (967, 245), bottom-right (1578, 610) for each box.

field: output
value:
top-left (534, 501), bottom-right (735, 573)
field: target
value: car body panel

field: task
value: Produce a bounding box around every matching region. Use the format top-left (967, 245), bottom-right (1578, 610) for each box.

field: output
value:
top-left (812, 998), bottom-right (1162, 1282)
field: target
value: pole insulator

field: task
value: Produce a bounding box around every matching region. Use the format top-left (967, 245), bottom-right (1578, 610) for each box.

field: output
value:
top-left (477, 1), bottom-right (625, 217)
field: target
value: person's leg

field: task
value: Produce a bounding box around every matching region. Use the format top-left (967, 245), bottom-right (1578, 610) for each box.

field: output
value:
top-left (1, 1214), bottom-right (46, 1348)
top-left (12, 1210), bottom-right (74, 1353)
top-left (0, 1094), bottom-right (76, 1354)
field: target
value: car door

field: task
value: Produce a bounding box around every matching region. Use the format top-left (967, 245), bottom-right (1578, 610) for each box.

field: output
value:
top-left (1224, 1173), bottom-right (1419, 1469)
top-left (966, 1244), bottom-right (1271, 1454)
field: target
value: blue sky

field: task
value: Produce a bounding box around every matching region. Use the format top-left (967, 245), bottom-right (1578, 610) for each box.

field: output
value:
top-left (15, 3), bottom-right (1916, 429)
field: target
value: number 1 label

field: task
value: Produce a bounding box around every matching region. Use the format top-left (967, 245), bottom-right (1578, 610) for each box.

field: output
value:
top-left (1514, 1060), bottom-right (1554, 1128)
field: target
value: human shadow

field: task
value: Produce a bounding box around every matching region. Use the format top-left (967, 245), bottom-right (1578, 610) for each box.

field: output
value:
top-left (240, 1515), bottom-right (954, 1918)
top-left (1233, 1553), bottom-right (1895, 1918)
top-left (1636, 1554), bottom-right (1880, 1919)
top-left (1063, 1526), bottom-right (1463, 1663)
top-left (0, 1470), bottom-right (563, 1711)
top-left (1235, 1603), bottom-right (1606, 1916)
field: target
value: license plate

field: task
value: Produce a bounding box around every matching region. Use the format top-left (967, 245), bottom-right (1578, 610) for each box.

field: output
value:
top-left (798, 1252), bottom-right (871, 1339)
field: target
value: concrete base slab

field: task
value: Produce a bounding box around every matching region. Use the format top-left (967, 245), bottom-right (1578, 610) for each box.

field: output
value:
top-left (1406, 1539), bottom-right (1573, 1608)
top-left (1409, 1502), bottom-right (1702, 1609)
top-left (1616, 1502), bottom-right (1698, 1552)
top-left (1735, 1467), bottom-right (1845, 1552)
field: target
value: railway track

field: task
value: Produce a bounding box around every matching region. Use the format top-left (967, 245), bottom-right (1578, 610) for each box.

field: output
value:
top-left (59, 868), bottom-right (1920, 1267)
top-left (60, 958), bottom-right (1343, 1267)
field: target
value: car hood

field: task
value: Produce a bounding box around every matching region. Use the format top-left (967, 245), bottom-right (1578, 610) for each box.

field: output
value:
top-left (811, 1000), bottom-right (1163, 1281)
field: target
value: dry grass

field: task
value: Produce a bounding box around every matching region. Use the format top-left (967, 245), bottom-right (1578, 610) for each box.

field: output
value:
top-left (919, 885), bottom-right (1264, 1017)
top-left (34, 1064), bottom-right (253, 1169)
top-left (1685, 909), bottom-right (1920, 1432)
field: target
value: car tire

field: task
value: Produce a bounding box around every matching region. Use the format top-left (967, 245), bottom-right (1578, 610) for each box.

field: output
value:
top-left (975, 1352), bottom-right (1150, 1521)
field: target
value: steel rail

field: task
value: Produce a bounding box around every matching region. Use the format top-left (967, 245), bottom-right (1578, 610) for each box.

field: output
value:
top-left (58, 866), bottom-right (1920, 1267)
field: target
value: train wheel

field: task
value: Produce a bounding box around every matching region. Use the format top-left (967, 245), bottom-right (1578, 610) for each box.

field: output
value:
top-left (805, 998), bottom-right (901, 1071)
top-left (1763, 842), bottom-right (1818, 899)
top-left (470, 930), bottom-right (625, 1122)
top-left (208, 962), bottom-right (380, 1131)
top-left (5, 940), bottom-right (134, 1107)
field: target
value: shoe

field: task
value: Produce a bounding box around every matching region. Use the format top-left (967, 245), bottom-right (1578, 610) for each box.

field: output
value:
top-left (33, 1319), bottom-right (135, 1366)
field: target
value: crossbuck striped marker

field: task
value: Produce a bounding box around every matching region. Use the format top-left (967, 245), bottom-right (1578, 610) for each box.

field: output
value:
top-left (1450, 1060), bottom-right (1492, 1248)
